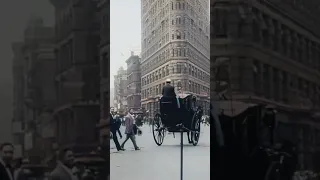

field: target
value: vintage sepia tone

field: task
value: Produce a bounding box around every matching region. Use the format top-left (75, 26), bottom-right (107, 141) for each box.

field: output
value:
top-left (211, 0), bottom-right (320, 178)
top-left (7, 0), bottom-right (110, 179)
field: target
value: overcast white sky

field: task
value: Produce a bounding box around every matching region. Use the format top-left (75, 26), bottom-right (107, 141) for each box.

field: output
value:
top-left (110, 0), bottom-right (141, 88)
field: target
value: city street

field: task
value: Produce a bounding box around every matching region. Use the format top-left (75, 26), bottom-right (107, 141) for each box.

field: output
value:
top-left (110, 124), bottom-right (210, 180)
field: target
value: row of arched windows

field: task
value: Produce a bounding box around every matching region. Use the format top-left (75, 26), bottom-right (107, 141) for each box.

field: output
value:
top-left (252, 59), bottom-right (320, 106)
top-left (211, 6), bottom-right (320, 72)
top-left (250, 8), bottom-right (320, 72)
top-left (142, 62), bottom-right (209, 87)
top-left (171, 1), bottom-right (185, 11)
top-left (141, 79), bottom-right (209, 100)
top-left (142, 44), bottom-right (209, 76)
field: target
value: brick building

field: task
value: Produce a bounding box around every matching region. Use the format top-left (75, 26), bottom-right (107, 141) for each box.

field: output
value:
top-left (114, 67), bottom-right (127, 114)
top-left (50, 0), bottom-right (100, 154)
top-left (210, 0), bottom-right (320, 171)
top-left (126, 52), bottom-right (141, 110)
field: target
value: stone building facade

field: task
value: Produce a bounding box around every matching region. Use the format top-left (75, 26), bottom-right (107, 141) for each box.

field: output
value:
top-left (97, 0), bottom-right (110, 170)
top-left (141, 0), bottom-right (210, 118)
top-left (14, 17), bottom-right (56, 163)
top-left (126, 52), bottom-right (141, 110)
top-left (210, 0), bottom-right (320, 171)
top-left (50, 0), bottom-right (100, 154)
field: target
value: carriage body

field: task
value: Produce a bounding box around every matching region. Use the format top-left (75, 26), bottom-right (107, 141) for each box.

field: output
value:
top-left (152, 93), bottom-right (203, 146)
top-left (210, 102), bottom-right (295, 180)
top-left (159, 94), bottom-right (199, 131)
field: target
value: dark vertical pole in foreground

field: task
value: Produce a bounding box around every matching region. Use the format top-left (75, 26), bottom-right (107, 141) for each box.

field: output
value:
top-left (180, 130), bottom-right (183, 180)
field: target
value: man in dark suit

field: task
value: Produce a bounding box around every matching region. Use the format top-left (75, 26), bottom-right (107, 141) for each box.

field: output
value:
top-left (49, 148), bottom-right (78, 180)
top-left (162, 79), bottom-right (180, 108)
top-left (110, 112), bottom-right (123, 151)
top-left (162, 79), bottom-right (176, 97)
top-left (0, 142), bottom-right (14, 180)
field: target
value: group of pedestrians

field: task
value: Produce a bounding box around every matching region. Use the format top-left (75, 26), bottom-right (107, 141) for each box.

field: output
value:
top-left (110, 78), bottom-right (199, 152)
top-left (110, 109), bottom-right (140, 151)
top-left (0, 142), bottom-right (107, 180)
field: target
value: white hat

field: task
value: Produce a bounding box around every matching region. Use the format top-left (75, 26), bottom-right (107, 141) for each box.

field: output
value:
top-left (166, 79), bottom-right (171, 83)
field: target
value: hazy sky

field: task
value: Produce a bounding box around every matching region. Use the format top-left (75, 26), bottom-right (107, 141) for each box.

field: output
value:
top-left (110, 0), bottom-right (141, 87)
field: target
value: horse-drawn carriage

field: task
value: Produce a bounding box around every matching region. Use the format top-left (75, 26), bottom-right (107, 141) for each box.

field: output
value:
top-left (210, 102), bottom-right (297, 180)
top-left (152, 93), bottom-right (203, 146)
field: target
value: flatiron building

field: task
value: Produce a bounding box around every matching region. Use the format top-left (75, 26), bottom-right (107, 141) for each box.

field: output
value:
top-left (140, 0), bottom-right (210, 118)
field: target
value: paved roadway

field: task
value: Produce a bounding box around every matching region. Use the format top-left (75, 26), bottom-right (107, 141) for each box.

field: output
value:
top-left (110, 124), bottom-right (210, 180)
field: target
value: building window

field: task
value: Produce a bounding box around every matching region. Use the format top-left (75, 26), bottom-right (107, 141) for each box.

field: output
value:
top-left (177, 64), bottom-right (182, 73)
top-left (213, 9), bottom-right (228, 38)
top-left (263, 64), bottom-right (269, 97)
top-left (252, 20), bottom-right (260, 42)
top-left (262, 28), bottom-right (269, 47)
top-left (102, 52), bottom-right (109, 78)
top-left (273, 68), bottom-right (279, 100)
top-left (281, 26), bottom-right (288, 55)
top-left (176, 31), bottom-right (181, 39)
top-left (253, 60), bottom-right (259, 94)
top-left (282, 72), bottom-right (288, 102)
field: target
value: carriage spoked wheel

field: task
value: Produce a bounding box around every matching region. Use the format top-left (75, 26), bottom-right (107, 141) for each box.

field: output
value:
top-left (187, 132), bottom-right (192, 144)
top-left (191, 109), bottom-right (202, 146)
top-left (152, 113), bottom-right (165, 146)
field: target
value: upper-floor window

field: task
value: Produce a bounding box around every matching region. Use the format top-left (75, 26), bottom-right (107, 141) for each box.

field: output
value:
top-left (211, 8), bottom-right (228, 38)
top-left (176, 31), bottom-right (181, 39)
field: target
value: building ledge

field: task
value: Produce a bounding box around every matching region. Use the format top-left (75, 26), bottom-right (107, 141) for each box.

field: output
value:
top-left (53, 100), bottom-right (100, 115)
top-left (230, 94), bottom-right (319, 113)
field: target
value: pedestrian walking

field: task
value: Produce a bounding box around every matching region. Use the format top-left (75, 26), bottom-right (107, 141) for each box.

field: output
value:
top-left (121, 109), bottom-right (140, 150)
top-left (110, 113), bottom-right (124, 151)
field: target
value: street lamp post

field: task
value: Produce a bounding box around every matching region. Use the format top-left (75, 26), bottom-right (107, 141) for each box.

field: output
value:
top-left (179, 124), bottom-right (184, 180)
top-left (175, 80), bottom-right (184, 180)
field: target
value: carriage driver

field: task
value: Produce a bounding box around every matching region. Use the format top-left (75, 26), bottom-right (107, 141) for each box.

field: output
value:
top-left (162, 79), bottom-right (180, 108)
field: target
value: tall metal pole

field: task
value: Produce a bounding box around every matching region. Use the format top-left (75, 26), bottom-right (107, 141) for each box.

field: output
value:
top-left (178, 82), bottom-right (184, 180)
top-left (180, 129), bottom-right (183, 180)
